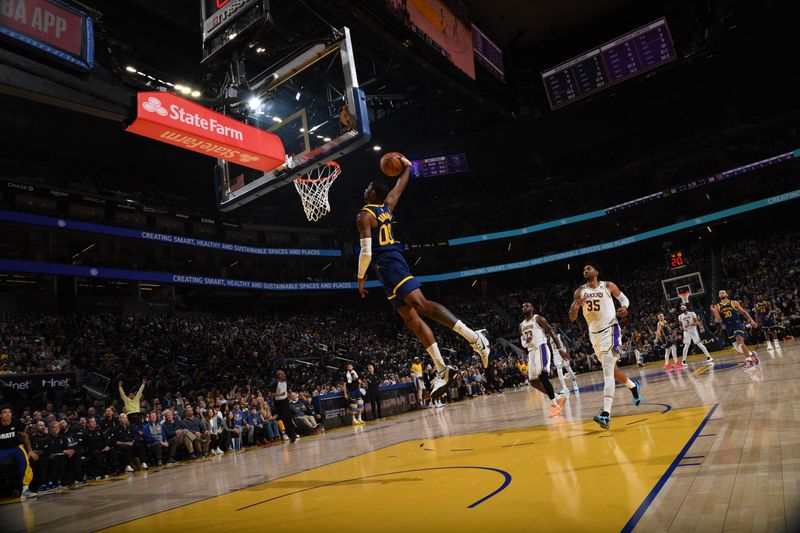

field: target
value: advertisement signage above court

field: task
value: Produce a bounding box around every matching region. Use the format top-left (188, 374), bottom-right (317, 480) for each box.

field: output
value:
top-left (126, 92), bottom-right (285, 172)
top-left (0, 0), bottom-right (94, 70)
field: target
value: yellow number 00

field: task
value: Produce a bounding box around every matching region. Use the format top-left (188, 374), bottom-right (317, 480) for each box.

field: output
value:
top-left (378, 225), bottom-right (394, 246)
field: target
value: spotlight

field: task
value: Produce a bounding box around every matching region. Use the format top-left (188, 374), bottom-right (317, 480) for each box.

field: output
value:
top-left (191, 90), bottom-right (201, 97)
top-left (272, 116), bottom-right (282, 123)
top-left (323, 137), bottom-right (331, 142)
top-left (125, 66), bottom-right (136, 73)
top-left (295, 92), bottom-right (301, 101)
top-left (373, 145), bottom-right (382, 151)
top-left (248, 96), bottom-right (262, 110)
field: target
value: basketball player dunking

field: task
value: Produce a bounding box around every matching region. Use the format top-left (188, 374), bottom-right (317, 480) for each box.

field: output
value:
top-left (520, 302), bottom-right (567, 418)
top-left (711, 290), bottom-right (760, 368)
top-left (678, 304), bottom-right (714, 364)
top-left (569, 262), bottom-right (642, 429)
top-left (356, 155), bottom-right (490, 399)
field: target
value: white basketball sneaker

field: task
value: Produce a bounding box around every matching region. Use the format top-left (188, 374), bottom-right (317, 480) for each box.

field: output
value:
top-left (471, 329), bottom-right (490, 368)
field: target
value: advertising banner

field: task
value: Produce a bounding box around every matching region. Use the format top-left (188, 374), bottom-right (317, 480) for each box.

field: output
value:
top-left (0, 372), bottom-right (77, 392)
top-left (317, 382), bottom-right (418, 429)
top-left (0, 0), bottom-right (94, 70)
top-left (126, 92), bottom-right (285, 172)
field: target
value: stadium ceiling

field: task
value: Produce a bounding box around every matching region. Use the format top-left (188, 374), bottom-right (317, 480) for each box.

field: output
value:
top-left (464, 0), bottom-right (632, 45)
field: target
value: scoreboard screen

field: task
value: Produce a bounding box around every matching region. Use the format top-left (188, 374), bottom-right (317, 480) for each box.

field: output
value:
top-left (410, 153), bottom-right (469, 178)
top-left (541, 18), bottom-right (676, 110)
top-left (201, 0), bottom-right (260, 41)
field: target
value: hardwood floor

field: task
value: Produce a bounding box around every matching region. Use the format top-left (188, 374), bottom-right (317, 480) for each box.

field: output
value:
top-left (2, 342), bottom-right (797, 532)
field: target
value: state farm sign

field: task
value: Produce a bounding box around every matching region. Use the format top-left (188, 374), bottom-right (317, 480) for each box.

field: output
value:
top-left (126, 92), bottom-right (285, 172)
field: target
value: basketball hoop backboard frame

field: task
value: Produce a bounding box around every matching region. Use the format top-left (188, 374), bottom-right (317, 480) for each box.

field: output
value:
top-left (215, 27), bottom-right (370, 212)
top-left (661, 272), bottom-right (705, 302)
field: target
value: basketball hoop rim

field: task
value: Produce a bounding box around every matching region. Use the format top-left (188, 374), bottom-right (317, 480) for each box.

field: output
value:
top-left (294, 161), bottom-right (341, 183)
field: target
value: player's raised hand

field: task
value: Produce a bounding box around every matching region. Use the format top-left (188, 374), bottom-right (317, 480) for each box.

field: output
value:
top-left (399, 156), bottom-right (411, 167)
top-left (357, 277), bottom-right (368, 298)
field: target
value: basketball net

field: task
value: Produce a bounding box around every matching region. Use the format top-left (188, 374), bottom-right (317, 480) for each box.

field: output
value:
top-left (678, 289), bottom-right (691, 306)
top-left (294, 161), bottom-right (341, 222)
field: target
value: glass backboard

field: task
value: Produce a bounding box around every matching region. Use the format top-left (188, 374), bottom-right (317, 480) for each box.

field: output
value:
top-left (215, 27), bottom-right (370, 211)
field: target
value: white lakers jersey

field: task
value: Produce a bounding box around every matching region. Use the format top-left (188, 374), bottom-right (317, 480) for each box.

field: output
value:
top-left (520, 315), bottom-right (547, 350)
top-left (580, 281), bottom-right (618, 333)
top-left (679, 312), bottom-right (698, 334)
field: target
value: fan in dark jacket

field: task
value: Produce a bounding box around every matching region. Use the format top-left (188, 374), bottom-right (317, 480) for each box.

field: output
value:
top-left (83, 417), bottom-right (111, 479)
top-left (41, 421), bottom-right (68, 490)
top-left (109, 413), bottom-right (137, 473)
top-left (28, 422), bottom-right (49, 493)
top-left (59, 419), bottom-right (84, 484)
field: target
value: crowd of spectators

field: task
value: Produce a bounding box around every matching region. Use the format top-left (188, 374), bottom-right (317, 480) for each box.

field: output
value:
top-left (0, 227), bottom-right (798, 496)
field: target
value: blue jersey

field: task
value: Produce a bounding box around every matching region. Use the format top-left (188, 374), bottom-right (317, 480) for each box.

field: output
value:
top-left (360, 204), bottom-right (403, 257)
top-left (718, 301), bottom-right (744, 334)
top-left (359, 203), bottom-right (421, 309)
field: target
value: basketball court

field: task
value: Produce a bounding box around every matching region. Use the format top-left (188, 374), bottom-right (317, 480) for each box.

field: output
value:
top-left (2, 344), bottom-right (796, 532)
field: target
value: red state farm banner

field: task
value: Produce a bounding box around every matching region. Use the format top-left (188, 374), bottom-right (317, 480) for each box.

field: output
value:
top-left (126, 92), bottom-right (285, 172)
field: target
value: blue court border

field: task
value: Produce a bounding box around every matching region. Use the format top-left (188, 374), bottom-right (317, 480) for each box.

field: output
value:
top-left (620, 403), bottom-right (719, 533)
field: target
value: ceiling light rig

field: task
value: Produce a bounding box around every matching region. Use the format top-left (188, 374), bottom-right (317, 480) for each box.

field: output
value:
top-left (124, 65), bottom-right (201, 99)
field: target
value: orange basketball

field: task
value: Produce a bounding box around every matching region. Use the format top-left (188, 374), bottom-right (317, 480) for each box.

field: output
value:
top-left (380, 152), bottom-right (405, 176)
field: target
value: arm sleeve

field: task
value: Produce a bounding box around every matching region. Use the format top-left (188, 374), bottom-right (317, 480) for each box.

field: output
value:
top-left (357, 238), bottom-right (372, 279)
top-left (615, 291), bottom-right (630, 308)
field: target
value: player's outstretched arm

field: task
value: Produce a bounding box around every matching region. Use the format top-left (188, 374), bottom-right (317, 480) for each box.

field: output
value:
top-left (384, 156), bottom-right (412, 211)
top-left (654, 322), bottom-right (663, 344)
top-left (536, 315), bottom-right (569, 360)
top-left (568, 288), bottom-right (584, 322)
top-left (710, 304), bottom-right (721, 322)
top-left (355, 211), bottom-right (374, 297)
top-left (606, 281), bottom-right (629, 318)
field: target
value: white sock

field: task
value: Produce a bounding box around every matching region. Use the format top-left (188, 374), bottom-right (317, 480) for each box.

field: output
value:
top-left (556, 366), bottom-right (567, 390)
top-left (452, 320), bottom-right (479, 344)
top-left (625, 379), bottom-right (636, 389)
top-left (602, 354), bottom-right (616, 415)
top-left (671, 346), bottom-right (679, 363)
top-left (426, 343), bottom-right (446, 372)
top-left (698, 342), bottom-right (711, 357)
top-left (664, 351), bottom-right (670, 364)
top-left (566, 365), bottom-right (577, 383)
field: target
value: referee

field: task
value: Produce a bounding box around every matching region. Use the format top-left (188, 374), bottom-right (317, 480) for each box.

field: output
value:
top-left (268, 370), bottom-right (297, 443)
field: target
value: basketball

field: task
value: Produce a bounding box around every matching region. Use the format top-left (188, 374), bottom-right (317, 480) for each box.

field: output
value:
top-left (380, 152), bottom-right (405, 176)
